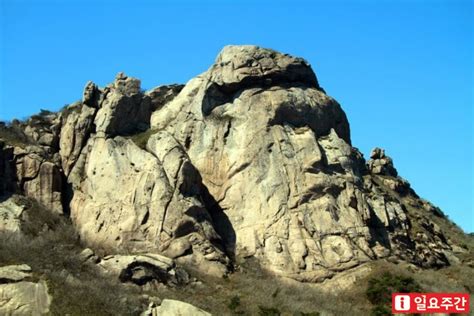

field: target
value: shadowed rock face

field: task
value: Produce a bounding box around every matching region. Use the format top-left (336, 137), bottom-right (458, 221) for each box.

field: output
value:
top-left (0, 141), bottom-right (16, 197)
top-left (0, 45), bottom-right (454, 282)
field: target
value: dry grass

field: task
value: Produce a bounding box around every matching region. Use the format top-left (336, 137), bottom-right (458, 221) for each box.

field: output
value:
top-left (1, 229), bottom-right (472, 315)
top-left (0, 198), bottom-right (146, 315)
top-left (1, 193), bottom-right (472, 315)
top-left (137, 257), bottom-right (373, 316)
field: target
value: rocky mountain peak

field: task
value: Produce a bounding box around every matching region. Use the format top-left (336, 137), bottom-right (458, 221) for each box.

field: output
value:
top-left (209, 45), bottom-right (319, 90)
top-left (113, 72), bottom-right (142, 96)
top-left (368, 147), bottom-right (398, 177)
top-left (0, 46), bottom-right (467, 290)
top-left (82, 81), bottom-right (100, 108)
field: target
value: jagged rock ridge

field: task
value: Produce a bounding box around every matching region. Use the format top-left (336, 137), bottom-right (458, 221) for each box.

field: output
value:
top-left (0, 45), bottom-right (456, 283)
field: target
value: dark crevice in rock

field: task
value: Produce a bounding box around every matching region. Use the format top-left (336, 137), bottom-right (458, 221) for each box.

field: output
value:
top-left (118, 261), bottom-right (189, 287)
top-left (366, 205), bottom-right (392, 250)
top-left (200, 184), bottom-right (236, 262)
top-left (173, 220), bottom-right (198, 238)
top-left (184, 206), bottom-right (212, 224)
top-left (60, 173), bottom-right (73, 218)
top-left (184, 205), bottom-right (230, 259)
top-left (140, 210), bottom-right (150, 225)
top-left (0, 142), bottom-right (17, 201)
top-left (119, 262), bottom-right (170, 285)
top-left (184, 135), bottom-right (192, 150)
top-left (223, 120), bottom-right (232, 145)
top-left (178, 245), bottom-right (193, 258)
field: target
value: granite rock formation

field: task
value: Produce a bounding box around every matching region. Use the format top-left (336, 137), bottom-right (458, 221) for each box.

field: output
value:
top-left (0, 45), bottom-right (458, 285)
top-left (0, 264), bottom-right (52, 315)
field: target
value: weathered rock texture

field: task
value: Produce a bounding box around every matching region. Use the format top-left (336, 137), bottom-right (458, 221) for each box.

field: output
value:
top-left (0, 264), bottom-right (32, 283)
top-left (68, 134), bottom-right (229, 276)
top-left (148, 45), bottom-right (451, 281)
top-left (0, 45), bottom-right (457, 282)
top-left (143, 299), bottom-right (211, 316)
top-left (0, 264), bottom-right (51, 315)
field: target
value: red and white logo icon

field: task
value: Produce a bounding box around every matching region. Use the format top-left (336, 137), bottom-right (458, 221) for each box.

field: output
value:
top-left (393, 295), bottom-right (411, 311)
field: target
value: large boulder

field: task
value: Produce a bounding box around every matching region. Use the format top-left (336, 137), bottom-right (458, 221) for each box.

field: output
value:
top-left (0, 197), bottom-right (25, 239)
top-left (143, 299), bottom-right (211, 316)
top-left (0, 281), bottom-right (51, 315)
top-left (55, 73), bottom-right (230, 277)
top-left (21, 110), bottom-right (61, 150)
top-left (0, 264), bottom-right (32, 283)
top-left (367, 147), bottom-right (398, 176)
top-left (98, 253), bottom-right (188, 286)
top-left (69, 134), bottom-right (229, 276)
top-left (94, 73), bottom-right (151, 137)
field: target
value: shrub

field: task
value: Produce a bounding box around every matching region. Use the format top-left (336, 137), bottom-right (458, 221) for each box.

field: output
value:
top-left (0, 124), bottom-right (29, 147)
top-left (228, 295), bottom-right (241, 311)
top-left (366, 271), bottom-right (422, 315)
top-left (258, 306), bottom-right (281, 316)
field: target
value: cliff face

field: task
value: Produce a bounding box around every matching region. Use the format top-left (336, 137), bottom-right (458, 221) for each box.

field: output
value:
top-left (0, 46), bottom-right (460, 282)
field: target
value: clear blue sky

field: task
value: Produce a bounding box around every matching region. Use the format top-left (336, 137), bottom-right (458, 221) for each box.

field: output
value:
top-left (1, 0), bottom-right (472, 232)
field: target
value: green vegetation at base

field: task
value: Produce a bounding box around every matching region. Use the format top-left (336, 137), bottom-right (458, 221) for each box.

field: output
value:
top-left (228, 295), bottom-right (241, 311)
top-left (258, 305), bottom-right (281, 316)
top-left (366, 272), bottom-right (422, 315)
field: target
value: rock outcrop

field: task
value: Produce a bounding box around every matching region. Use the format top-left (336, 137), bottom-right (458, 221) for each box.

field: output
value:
top-left (59, 102), bottom-right (96, 176)
top-left (94, 73), bottom-right (151, 137)
top-left (367, 147), bottom-right (397, 176)
top-left (0, 264), bottom-right (32, 283)
top-left (98, 253), bottom-right (188, 286)
top-left (68, 134), bottom-right (229, 276)
top-left (148, 45), bottom-right (451, 281)
top-left (0, 45), bottom-right (457, 283)
top-left (146, 84), bottom-right (184, 112)
top-left (142, 299), bottom-right (211, 316)
top-left (0, 198), bottom-right (24, 241)
top-left (0, 264), bottom-right (51, 315)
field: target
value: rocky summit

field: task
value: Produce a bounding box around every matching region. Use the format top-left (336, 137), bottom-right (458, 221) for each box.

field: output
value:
top-left (0, 45), bottom-right (472, 315)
